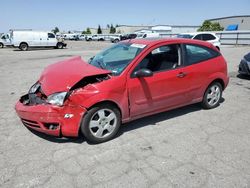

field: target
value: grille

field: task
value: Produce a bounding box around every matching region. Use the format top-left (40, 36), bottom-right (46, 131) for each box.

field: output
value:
top-left (21, 119), bottom-right (40, 128)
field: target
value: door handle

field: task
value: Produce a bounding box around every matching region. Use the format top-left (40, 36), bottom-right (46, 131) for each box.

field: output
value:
top-left (177, 72), bottom-right (187, 78)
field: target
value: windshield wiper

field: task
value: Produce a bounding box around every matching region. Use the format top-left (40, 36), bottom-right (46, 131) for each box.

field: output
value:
top-left (96, 60), bottom-right (105, 69)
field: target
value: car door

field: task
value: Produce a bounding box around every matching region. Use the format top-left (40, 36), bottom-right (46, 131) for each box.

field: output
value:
top-left (182, 43), bottom-right (221, 100)
top-left (47, 33), bottom-right (57, 46)
top-left (127, 43), bottom-right (193, 118)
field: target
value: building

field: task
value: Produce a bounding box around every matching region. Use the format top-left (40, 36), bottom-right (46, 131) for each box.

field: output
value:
top-left (116, 25), bottom-right (200, 34)
top-left (207, 15), bottom-right (250, 31)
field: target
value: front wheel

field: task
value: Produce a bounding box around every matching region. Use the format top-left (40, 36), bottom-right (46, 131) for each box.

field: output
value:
top-left (202, 82), bottom-right (222, 109)
top-left (81, 104), bottom-right (121, 144)
top-left (0, 43), bottom-right (4, 48)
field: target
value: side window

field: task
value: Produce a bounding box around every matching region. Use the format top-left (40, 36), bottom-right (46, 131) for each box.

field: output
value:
top-left (134, 44), bottom-right (181, 73)
top-left (193, 34), bottom-right (202, 40)
top-left (48, 33), bottom-right (55, 38)
top-left (202, 34), bottom-right (216, 41)
top-left (1, 35), bottom-right (6, 39)
top-left (184, 44), bottom-right (219, 65)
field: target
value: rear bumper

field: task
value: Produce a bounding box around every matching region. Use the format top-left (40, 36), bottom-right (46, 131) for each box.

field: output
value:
top-left (238, 60), bottom-right (250, 75)
top-left (15, 99), bottom-right (87, 137)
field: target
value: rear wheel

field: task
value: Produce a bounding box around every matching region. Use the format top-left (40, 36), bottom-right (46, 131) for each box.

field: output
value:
top-left (56, 42), bottom-right (64, 49)
top-left (202, 82), bottom-right (222, 109)
top-left (114, 39), bottom-right (119, 43)
top-left (19, 43), bottom-right (28, 51)
top-left (0, 43), bottom-right (3, 48)
top-left (81, 104), bottom-right (121, 144)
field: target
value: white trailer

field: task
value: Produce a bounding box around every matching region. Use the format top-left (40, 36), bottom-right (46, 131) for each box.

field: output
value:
top-left (10, 30), bottom-right (67, 51)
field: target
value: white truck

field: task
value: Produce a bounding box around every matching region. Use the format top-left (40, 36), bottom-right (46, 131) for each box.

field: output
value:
top-left (10, 30), bottom-right (67, 51)
top-left (0, 33), bottom-right (11, 48)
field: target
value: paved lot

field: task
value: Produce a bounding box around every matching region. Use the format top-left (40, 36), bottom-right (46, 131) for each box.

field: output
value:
top-left (0, 41), bottom-right (250, 188)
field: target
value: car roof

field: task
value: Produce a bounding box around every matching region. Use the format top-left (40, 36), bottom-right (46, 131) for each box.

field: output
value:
top-left (179, 32), bottom-right (216, 35)
top-left (124, 38), bottom-right (215, 49)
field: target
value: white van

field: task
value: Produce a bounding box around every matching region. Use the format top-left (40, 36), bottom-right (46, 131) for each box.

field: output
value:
top-left (10, 30), bottom-right (67, 51)
top-left (0, 33), bottom-right (11, 48)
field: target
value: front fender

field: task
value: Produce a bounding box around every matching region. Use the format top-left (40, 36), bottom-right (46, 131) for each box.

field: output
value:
top-left (67, 88), bottom-right (129, 121)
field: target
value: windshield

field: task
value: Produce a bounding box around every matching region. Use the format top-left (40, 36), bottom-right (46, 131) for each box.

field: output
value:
top-left (89, 43), bottom-right (146, 75)
top-left (177, 34), bottom-right (194, 39)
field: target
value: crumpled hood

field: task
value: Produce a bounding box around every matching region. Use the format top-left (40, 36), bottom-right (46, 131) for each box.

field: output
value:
top-left (39, 56), bottom-right (110, 96)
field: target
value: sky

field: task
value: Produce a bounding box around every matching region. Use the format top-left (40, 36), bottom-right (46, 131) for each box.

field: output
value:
top-left (1, 0), bottom-right (250, 33)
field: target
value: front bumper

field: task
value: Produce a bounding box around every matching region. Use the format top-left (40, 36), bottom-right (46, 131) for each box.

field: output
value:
top-left (15, 97), bottom-right (87, 137)
top-left (238, 60), bottom-right (250, 75)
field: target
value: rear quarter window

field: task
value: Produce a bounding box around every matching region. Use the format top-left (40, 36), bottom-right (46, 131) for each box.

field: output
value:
top-left (184, 44), bottom-right (220, 66)
top-left (202, 34), bottom-right (216, 41)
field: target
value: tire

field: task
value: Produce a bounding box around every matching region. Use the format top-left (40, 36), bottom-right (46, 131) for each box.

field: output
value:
top-left (56, 42), bottom-right (63, 49)
top-left (19, 43), bottom-right (28, 51)
top-left (201, 82), bottom-right (222, 109)
top-left (114, 39), bottom-right (119, 43)
top-left (0, 43), bottom-right (3, 48)
top-left (81, 104), bottom-right (121, 144)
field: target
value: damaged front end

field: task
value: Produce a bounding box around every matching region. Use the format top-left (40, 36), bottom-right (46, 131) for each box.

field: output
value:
top-left (21, 73), bottom-right (110, 106)
top-left (15, 73), bottom-right (111, 137)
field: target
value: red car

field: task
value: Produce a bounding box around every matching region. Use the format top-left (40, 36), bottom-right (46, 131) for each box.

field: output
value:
top-left (15, 38), bottom-right (229, 143)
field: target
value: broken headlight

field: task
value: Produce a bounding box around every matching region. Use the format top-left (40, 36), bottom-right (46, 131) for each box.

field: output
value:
top-left (47, 92), bottom-right (67, 106)
top-left (29, 82), bottom-right (41, 94)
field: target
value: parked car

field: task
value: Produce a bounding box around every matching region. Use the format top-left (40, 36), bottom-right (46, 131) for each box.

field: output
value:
top-left (177, 32), bottom-right (221, 50)
top-left (0, 33), bottom-right (11, 48)
top-left (238, 52), bottom-right (250, 76)
top-left (15, 38), bottom-right (229, 143)
top-left (78, 34), bottom-right (85, 40)
top-left (10, 30), bottom-right (67, 51)
top-left (121, 33), bottom-right (137, 40)
top-left (136, 32), bottom-right (160, 39)
top-left (110, 35), bottom-right (122, 43)
top-left (111, 33), bottom-right (137, 43)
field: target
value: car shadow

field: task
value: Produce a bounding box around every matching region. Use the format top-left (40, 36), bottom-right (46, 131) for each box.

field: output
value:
top-left (27, 128), bottom-right (85, 144)
top-left (117, 104), bottom-right (202, 137)
top-left (27, 100), bottom-right (225, 144)
top-left (237, 74), bottom-right (250, 80)
top-left (13, 48), bottom-right (67, 52)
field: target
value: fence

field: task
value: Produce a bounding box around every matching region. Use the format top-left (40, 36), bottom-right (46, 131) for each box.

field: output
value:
top-left (159, 31), bottom-right (250, 45)
top-left (215, 31), bottom-right (250, 45)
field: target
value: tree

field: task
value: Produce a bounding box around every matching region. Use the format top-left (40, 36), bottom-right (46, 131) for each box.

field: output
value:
top-left (52, 27), bottom-right (60, 34)
top-left (107, 24), bottom-right (110, 29)
top-left (97, 25), bottom-right (102, 34)
top-left (198, 21), bottom-right (224, 31)
top-left (82, 27), bottom-right (91, 34)
top-left (109, 24), bottom-right (116, 34)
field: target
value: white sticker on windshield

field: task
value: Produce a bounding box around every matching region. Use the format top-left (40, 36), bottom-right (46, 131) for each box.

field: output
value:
top-left (130, 43), bottom-right (146, 48)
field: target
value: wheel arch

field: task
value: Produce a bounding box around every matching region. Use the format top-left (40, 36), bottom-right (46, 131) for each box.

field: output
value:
top-left (208, 78), bottom-right (225, 90)
top-left (77, 100), bottom-right (122, 137)
top-left (19, 42), bottom-right (29, 47)
top-left (86, 100), bottom-right (122, 116)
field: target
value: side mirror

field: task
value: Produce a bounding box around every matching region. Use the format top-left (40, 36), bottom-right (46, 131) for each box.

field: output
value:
top-left (133, 68), bottom-right (153, 78)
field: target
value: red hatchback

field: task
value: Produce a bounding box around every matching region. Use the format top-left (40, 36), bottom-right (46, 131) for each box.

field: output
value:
top-left (15, 38), bottom-right (229, 143)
